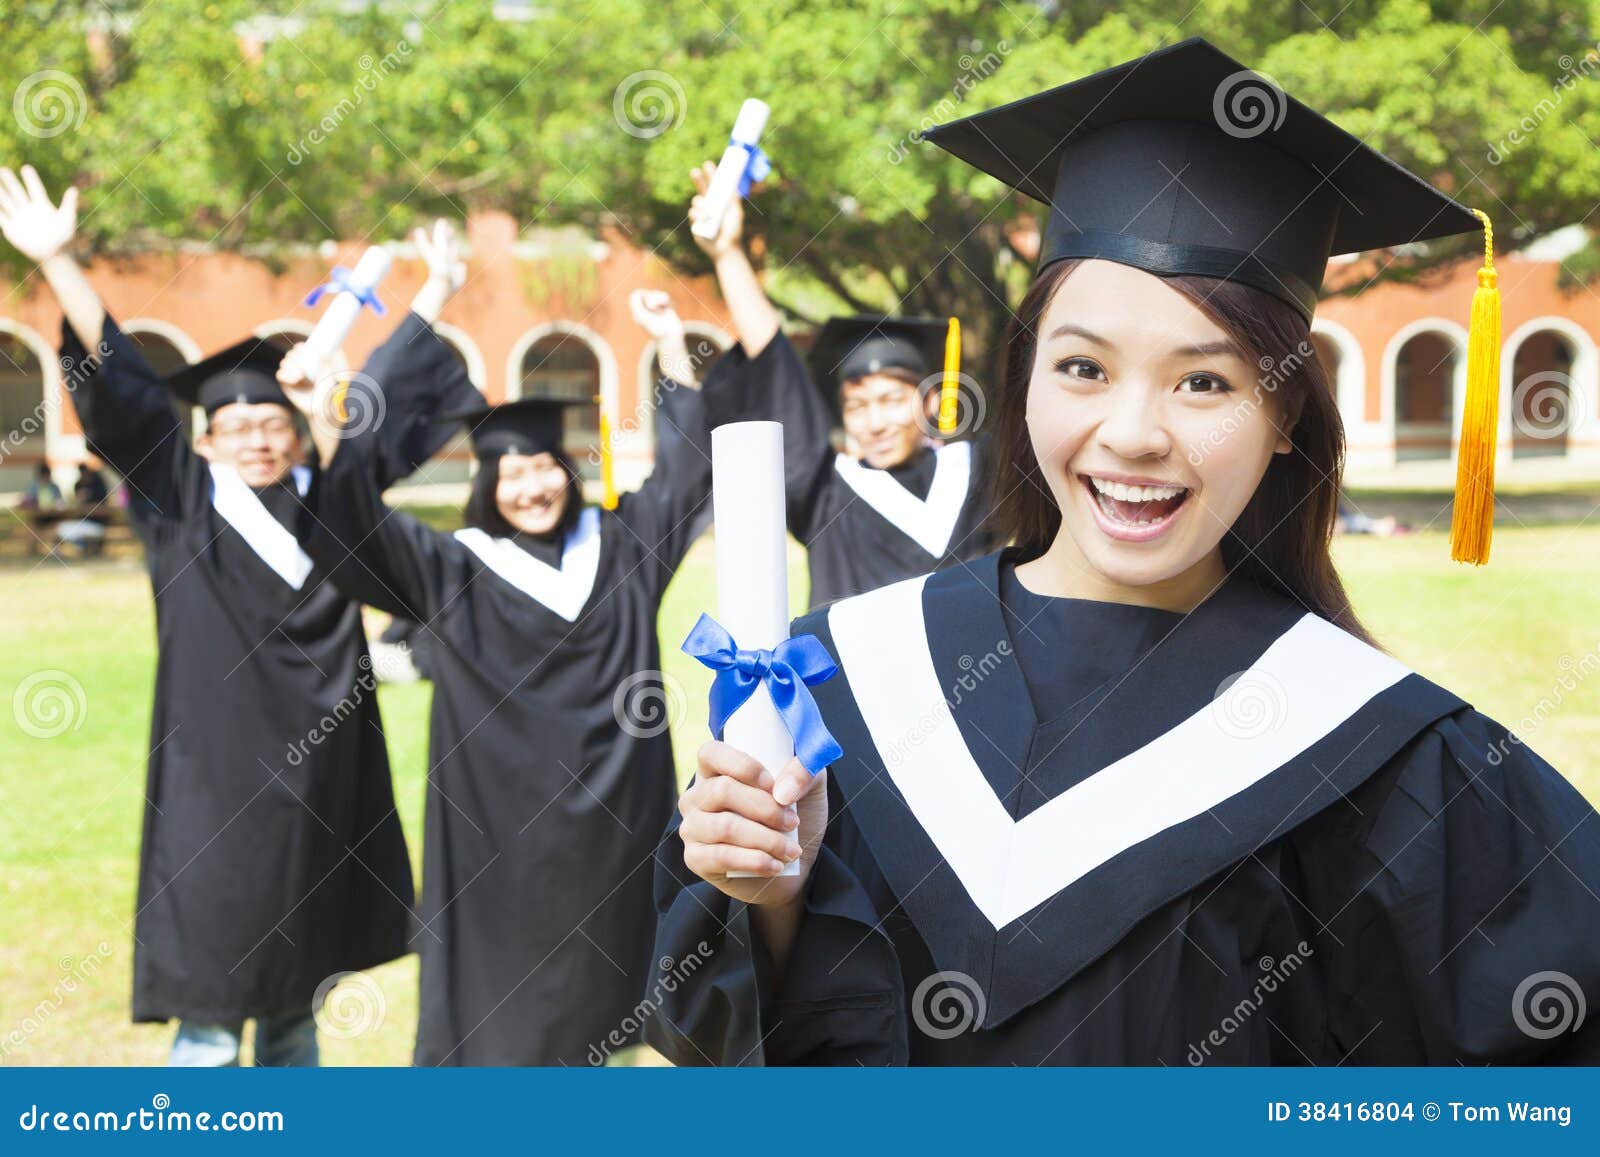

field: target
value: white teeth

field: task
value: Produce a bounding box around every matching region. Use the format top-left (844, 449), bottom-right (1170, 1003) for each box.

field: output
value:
top-left (1088, 476), bottom-right (1186, 502)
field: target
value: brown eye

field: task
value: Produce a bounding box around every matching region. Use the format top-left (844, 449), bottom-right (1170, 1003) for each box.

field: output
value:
top-left (1056, 357), bottom-right (1105, 382)
top-left (1180, 372), bottom-right (1231, 395)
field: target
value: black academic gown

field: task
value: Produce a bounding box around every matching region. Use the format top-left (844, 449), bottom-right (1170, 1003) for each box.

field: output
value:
top-left (646, 552), bottom-right (1600, 1064)
top-left (702, 332), bottom-right (1001, 608)
top-left (60, 314), bottom-right (438, 1025)
top-left (304, 379), bottom-right (716, 1066)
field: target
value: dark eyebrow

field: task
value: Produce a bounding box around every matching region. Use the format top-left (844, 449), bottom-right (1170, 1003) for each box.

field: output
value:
top-left (1047, 324), bottom-right (1244, 362)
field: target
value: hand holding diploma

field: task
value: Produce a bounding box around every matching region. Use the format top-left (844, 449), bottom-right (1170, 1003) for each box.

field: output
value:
top-left (689, 98), bottom-right (769, 244)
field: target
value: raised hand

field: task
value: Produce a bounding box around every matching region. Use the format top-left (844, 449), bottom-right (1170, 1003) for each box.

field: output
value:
top-left (413, 218), bottom-right (466, 293)
top-left (689, 160), bottom-right (745, 260)
top-left (628, 289), bottom-right (685, 343)
top-left (0, 166), bottom-right (79, 265)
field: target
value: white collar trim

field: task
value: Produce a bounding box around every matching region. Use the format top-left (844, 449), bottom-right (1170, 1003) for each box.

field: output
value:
top-left (453, 506), bottom-right (602, 621)
top-left (831, 441), bottom-right (970, 557)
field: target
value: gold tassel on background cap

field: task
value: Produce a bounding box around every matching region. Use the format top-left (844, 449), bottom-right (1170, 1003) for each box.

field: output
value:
top-left (1449, 208), bottom-right (1501, 565)
top-left (937, 317), bottom-right (961, 436)
top-left (598, 396), bottom-right (618, 510)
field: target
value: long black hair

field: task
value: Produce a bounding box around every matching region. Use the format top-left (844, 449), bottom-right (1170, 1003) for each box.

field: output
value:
top-left (463, 450), bottom-right (584, 540)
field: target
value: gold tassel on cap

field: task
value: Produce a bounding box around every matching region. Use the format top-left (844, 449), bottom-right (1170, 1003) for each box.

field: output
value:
top-left (1449, 208), bottom-right (1501, 565)
top-left (598, 395), bottom-right (618, 510)
top-left (937, 317), bottom-right (961, 436)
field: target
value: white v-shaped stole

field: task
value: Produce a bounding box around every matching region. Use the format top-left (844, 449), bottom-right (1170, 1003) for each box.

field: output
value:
top-left (826, 574), bottom-right (1415, 929)
top-left (453, 506), bottom-right (602, 622)
top-left (208, 463), bottom-right (314, 589)
top-left (831, 441), bottom-right (971, 557)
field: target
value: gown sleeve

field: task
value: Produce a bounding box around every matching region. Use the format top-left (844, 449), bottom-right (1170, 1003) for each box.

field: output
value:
top-left (59, 314), bottom-right (198, 526)
top-left (347, 310), bottom-right (484, 491)
top-left (697, 332), bottom-right (837, 544)
top-left (644, 766), bottom-right (909, 1066)
top-left (1298, 707), bottom-right (1600, 1064)
top-left (303, 433), bottom-right (473, 624)
top-left (610, 374), bottom-right (714, 594)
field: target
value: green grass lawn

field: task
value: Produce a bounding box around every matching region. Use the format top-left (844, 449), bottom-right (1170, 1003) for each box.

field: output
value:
top-left (1, 526), bottom-right (1595, 1065)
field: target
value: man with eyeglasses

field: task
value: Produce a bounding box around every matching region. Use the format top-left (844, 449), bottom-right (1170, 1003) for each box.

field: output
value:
top-left (0, 166), bottom-right (479, 1066)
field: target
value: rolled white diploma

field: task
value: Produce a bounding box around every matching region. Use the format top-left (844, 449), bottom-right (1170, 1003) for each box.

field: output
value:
top-left (712, 421), bottom-right (800, 878)
top-left (301, 245), bottom-right (392, 370)
top-left (690, 99), bottom-right (770, 242)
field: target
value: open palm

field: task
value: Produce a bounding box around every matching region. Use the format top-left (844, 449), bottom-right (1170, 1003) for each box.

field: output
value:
top-left (0, 166), bottom-right (78, 264)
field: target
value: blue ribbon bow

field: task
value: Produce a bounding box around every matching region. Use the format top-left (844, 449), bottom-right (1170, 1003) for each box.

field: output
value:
top-left (733, 139), bottom-right (771, 198)
top-left (681, 613), bottom-right (842, 774)
top-left (303, 266), bottom-right (387, 316)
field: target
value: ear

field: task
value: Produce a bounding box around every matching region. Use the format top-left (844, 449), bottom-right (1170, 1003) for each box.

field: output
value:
top-left (194, 432), bottom-right (216, 461)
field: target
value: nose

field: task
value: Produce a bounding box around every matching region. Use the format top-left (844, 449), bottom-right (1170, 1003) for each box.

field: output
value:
top-left (1094, 380), bottom-right (1172, 461)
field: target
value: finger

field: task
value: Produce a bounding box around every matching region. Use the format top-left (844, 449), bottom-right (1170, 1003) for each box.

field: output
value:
top-left (412, 226), bottom-right (427, 252)
top-left (683, 843), bottom-right (785, 879)
top-left (690, 166), bottom-right (707, 194)
top-left (60, 186), bottom-right (78, 222)
top-left (20, 165), bottom-right (48, 204)
top-left (696, 739), bottom-right (774, 789)
top-left (0, 168), bottom-right (25, 210)
top-left (698, 774), bottom-right (798, 829)
top-left (771, 757), bottom-right (819, 807)
top-left (681, 811), bottom-right (798, 862)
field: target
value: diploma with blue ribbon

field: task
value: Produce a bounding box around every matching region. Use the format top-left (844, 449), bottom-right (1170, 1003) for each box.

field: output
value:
top-left (691, 98), bottom-right (770, 242)
top-left (684, 420), bottom-right (836, 876)
top-left (682, 614), bottom-right (842, 774)
top-left (298, 245), bottom-right (393, 373)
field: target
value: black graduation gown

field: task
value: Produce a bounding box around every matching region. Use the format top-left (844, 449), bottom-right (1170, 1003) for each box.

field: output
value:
top-left (303, 378), bottom-right (716, 1066)
top-left (646, 552), bottom-right (1600, 1064)
top-left (701, 332), bottom-right (1001, 608)
top-left (60, 314), bottom-right (433, 1025)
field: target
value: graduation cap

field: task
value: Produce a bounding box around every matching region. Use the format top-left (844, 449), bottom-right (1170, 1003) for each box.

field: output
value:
top-left (443, 396), bottom-right (594, 458)
top-left (921, 36), bottom-right (1503, 563)
top-left (165, 336), bottom-right (291, 414)
top-left (810, 315), bottom-right (967, 434)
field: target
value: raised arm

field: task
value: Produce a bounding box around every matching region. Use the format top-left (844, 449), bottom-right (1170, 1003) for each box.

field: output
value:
top-left (0, 167), bottom-right (194, 520)
top-left (691, 160), bottom-right (779, 358)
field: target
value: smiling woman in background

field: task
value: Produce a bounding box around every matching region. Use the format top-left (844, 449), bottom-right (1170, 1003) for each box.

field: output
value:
top-left (645, 39), bottom-right (1600, 1066)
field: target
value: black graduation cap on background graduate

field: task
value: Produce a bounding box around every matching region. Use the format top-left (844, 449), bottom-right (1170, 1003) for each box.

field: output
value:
top-left (443, 396), bottom-right (594, 460)
top-left (922, 36), bottom-right (1504, 562)
top-left (165, 336), bottom-right (291, 414)
top-left (808, 314), bottom-right (951, 415)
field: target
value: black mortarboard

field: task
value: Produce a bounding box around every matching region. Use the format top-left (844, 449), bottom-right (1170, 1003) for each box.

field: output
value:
top-left (442, 396), bottom-right (593, 460)
top-left (809, 315), bottom-right (951, 413)
top-left (165, 336), bottom-right (291, 414)
top-left (921, 37), bottom-right (1483, 323)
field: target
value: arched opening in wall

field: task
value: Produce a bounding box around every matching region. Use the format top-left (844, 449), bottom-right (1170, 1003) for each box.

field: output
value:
top-left (1309, 332), bottom-right (1341, 394)
top-left (0, 330), bottom-right (48, 493)
top-left (518, 330), bottom-right (603, 481)
top-left (1393, 331), bottom-right (1457, 461)
top-left (123, 327), bottom-right (200, 440)
top-left (1510, 329), bottom-right (1575, 459)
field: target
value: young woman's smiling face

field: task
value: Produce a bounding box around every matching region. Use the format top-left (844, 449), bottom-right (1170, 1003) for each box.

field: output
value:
top-left (1026, 259), bottom-right (1293, 600)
